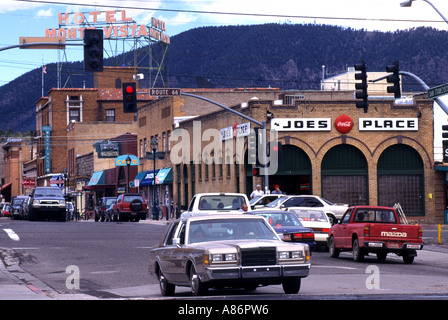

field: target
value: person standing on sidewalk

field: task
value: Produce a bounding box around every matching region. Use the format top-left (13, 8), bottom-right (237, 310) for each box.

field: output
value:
top-left (250, 184), bottom-right (264, 199)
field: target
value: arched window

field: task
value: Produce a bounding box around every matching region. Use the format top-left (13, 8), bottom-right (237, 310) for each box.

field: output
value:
top-left (321, 144), bottom-right (368, 205)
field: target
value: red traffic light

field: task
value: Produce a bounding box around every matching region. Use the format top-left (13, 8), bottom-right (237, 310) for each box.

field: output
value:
top-left (125, 85), bottom-right (134, 94)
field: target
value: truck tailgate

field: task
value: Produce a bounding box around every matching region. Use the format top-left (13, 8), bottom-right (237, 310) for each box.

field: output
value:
top-left (369, 224), bottom-right (422, 244)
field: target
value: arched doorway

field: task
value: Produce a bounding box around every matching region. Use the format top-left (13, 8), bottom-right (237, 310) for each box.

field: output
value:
top-left (377, 144), bottom-right (424, 216)
top-left (321, 144), bottom-right (368, 205)
top-left (270, 144), bottom-right (312, 195)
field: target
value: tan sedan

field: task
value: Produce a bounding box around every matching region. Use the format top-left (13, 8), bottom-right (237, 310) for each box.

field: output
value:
top-left (148, 214), bottom-right (311, 296)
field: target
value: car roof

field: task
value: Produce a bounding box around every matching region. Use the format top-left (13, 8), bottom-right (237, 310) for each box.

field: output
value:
top-left (180, 214), bottom-right (265, 222)
top-left (195, 193), bottom-right (248, 196)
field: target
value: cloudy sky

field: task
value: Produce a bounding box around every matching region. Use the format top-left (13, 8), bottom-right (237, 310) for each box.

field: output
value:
top-left (1, 0), bottom-right (448, 86)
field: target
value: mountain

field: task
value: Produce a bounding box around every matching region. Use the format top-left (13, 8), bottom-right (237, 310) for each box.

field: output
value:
top-left (2, 23), bottom-right (448, 132)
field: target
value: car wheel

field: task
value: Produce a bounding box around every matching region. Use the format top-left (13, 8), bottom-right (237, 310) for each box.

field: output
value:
top-left (329, 236), bottom-right (340, 258)
top-left (282, 277), bottom-right (301, 294)
top-left (158, 269), bottom-right (175, 296)
top-left (190, 265), bottom-right (208, 296)
top-left (403, 254), bottom-right (415, 264)
top-left (352, 238), bottom-right (364, 262)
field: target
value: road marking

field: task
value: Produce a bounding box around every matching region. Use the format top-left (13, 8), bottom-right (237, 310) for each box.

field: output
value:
top-left (312, 265), bottom-right (358, 270)
top-left (3, 228), bottom-right (20, 241)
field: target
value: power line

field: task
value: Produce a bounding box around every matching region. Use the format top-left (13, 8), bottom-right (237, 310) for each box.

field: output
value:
top-left (12, 0), bottom-right (448, 25)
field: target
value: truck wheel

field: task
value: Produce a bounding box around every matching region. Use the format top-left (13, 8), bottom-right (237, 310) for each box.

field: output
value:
top-left (282, 277), bottom-right (301, 294)
top-left (403, 254), bottom-right (414, 264)
top-left (329, 236), bottom-right (340, 258)
top-left (352, 238), bottom-right (364, 262)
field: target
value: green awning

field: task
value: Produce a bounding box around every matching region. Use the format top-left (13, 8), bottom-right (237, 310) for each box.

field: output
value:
top-left (130, 171), bottom-right (147, 187)
top-left (155, 167), bottom-right (173, 184)
top-left (87, 171), bottom-right (105, 186)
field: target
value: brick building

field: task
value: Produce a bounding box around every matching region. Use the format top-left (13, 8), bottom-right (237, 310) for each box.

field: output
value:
top-left (34, 67), bottom-right (152, 186)
top-left (137, 88), bottom-right (444, 223)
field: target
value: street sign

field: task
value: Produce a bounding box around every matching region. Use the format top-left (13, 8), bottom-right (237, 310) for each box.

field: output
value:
top-left (428, 83), bottom-right (448, 99)
top-left (150, 88), bottom-right (181, 96)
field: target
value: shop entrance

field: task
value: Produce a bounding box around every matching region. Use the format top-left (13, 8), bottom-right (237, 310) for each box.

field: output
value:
top-left (270, 144), bottom-right (312, 195)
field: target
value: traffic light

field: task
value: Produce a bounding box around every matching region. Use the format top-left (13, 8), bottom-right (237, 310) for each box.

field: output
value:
top-left (83, 29), bottom-right (103, 72)
top-left (122, 82), bottom-right (137, 113)
top-left (354, 61), bottom-right (368, 113)
top-left (252, 167), bottom-right (261, 177)
top-left (386, 61), bottom-right (401, 99)
top-left (270, 141), bottom-right (283, 168)
top-left (443, 125), bottom-right (448, 163)
top-left (248, 127), bottom-right (263, 167)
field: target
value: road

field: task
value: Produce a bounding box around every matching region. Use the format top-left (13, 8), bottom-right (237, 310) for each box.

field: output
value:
top-left (1, 217), bottom-right (448, 301)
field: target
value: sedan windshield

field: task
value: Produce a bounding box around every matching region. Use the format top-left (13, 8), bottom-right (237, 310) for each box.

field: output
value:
top-left (189, 219), bottom-right (278, 244)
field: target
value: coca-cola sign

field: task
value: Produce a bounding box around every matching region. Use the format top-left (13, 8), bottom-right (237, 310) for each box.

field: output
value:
top-left (335, 115), bottom-right (353, 134)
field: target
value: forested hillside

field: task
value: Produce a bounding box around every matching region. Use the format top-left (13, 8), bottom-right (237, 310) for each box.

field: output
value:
top-left (1, 23), bottom-right (448, 132)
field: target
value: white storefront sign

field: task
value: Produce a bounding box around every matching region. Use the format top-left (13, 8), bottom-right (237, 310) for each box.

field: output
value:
top-left (359, 118), bottom-right (418, 131)
top-left (271, 118), bottom-right (331, 131)
top-left (221, 122), bottom-right (251, 140)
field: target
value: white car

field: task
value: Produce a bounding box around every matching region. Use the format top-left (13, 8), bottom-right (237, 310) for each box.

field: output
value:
top-left (262, 195), bottom-right (348, 224)
top-left (290, 208), bottom-right (332, 249)
top-left (182, 193), bottom-right (250, 217)
top-left (249, 194), bottom-right (283, 209)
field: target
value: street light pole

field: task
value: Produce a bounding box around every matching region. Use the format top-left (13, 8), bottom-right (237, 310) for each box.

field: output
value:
top-left (125, 155), bottom-right (131, 193)
top-left (400, 0), bottom-right (448, 24)
top-left (150, 138), bottom-right (159, 220)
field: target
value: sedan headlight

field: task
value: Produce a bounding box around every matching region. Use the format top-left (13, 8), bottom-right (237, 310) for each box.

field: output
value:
top-left (279, 250), bottom-right (303, 260)
top-left (210, 253), bottom-right (237, 263)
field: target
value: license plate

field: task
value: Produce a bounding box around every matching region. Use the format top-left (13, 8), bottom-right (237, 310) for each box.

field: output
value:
top-left (407, 244), bottom-right (421, 249)
top-left (131, 212), bottom-right (137, 216)
top-left (386, 241), bottom-right (400, 248)
top-left (283, 234), bottom-right (291, 241)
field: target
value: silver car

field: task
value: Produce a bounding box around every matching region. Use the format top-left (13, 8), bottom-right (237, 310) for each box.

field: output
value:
top-left (148, 214), bottom-right (311, 296)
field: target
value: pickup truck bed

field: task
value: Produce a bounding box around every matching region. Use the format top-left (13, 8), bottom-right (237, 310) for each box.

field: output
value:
top-left (328, 206), bottom-right (423, 264)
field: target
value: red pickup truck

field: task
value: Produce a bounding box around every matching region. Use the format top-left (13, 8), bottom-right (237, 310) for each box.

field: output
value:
top-left (328, 206), bottom-right (423, 264)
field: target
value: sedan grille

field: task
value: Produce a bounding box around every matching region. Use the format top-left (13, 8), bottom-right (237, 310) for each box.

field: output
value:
top-left (241, 247), bottom-right (276, 266)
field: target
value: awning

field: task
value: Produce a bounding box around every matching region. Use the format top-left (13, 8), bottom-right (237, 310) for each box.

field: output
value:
top-left (156, 167), bottom-right (173, 184)
top-left (140, 170), bottom-right (159, 186)
top-left (0, 183), bottom-right (11, 193)
top-left (87, 171), bottom-right (105, 186)
top-left (130, 171), bottom-right (147, 188)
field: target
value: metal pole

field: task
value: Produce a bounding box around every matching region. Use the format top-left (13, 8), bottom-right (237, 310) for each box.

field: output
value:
top-left (152, 148), bottom-right (158, 220)
top-left (370, 71), bottom-right (448, 115)
top-left (181, 92), bottom-right (270, 190)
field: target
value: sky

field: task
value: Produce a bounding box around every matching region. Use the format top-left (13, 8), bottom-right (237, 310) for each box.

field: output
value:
top-left (1, 0), bottom-right (448, 87)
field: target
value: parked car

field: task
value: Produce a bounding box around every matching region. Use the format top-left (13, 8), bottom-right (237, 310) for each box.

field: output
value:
top-left (262, 195), bottom-right (348, 224)
top-left (112, 193), bottom-right (147, 222)
top-left (291, 208), bottom-right (332, 250)
top-left (10, 195), bottom-right (29, 220)
top-left (247, 209), bottom-right (316, 251)
top-left (27, 187), bottom-right (66, 221)
top-left (95, 197), bottom-right (117, 222)
top-left (104, 203), bottom-right (115, 222)
top-left (1, 203), bottom-right (11, 217)
top-left (249, 194), bottom-right (283, 209)
top-left (183, 193), bottom-right (250, 217)
top-left (66, 202), bottom-right (75, 220)
top-left (149, 214), bottom-right (311, 296)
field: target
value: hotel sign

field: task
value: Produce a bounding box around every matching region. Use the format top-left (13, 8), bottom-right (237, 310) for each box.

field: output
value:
top-left (45, 11), bottom-right (170, 44)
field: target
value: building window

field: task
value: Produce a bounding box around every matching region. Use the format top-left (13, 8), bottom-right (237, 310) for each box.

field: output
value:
top-left (106, 109), bottom-right (115, 122)
top-left (115, 79), bottom-right (122, 89)
top-left (69, 109), bottom-right (80, 122)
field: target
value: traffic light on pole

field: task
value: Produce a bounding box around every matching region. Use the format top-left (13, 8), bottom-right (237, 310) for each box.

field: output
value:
top-left (270, 141), bottom-right (283, 168)
top-left (252, 167), bottom-right (261, 177)
top-left (354, 61), bottom-right (368, 113)
top-left (83, 29), bottom-right (103, 72)
top-left (386, 60), bottom-right (401, 99)
top-left (122, 82), bottom-right (137, 113)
